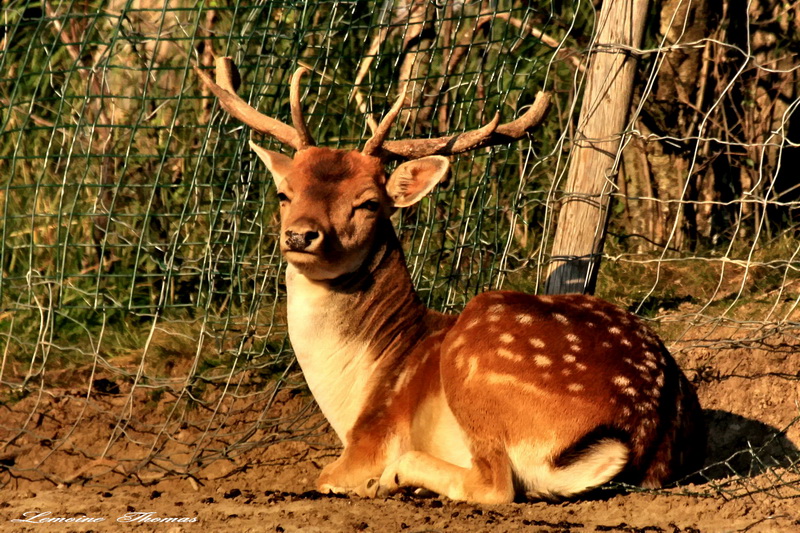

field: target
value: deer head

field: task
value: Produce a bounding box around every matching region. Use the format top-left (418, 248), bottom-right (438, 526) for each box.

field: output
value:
top-left (196, 58), bottom-right (549, 280)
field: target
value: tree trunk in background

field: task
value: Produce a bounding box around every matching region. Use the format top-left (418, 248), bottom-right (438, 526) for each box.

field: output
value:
top-left (545, 0), bottom-right (649, 295)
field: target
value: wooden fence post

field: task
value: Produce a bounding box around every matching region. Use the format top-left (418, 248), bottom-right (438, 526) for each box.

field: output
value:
top-left (545, 0), bottom-right (649, 295)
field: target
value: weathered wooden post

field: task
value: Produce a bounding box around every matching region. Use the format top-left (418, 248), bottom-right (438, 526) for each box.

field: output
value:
top-left (545, 0), bottom-right (650, 294)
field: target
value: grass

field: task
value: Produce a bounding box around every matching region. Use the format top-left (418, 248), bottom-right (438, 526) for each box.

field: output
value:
top-left (1, 0), bottom-right (798, 389)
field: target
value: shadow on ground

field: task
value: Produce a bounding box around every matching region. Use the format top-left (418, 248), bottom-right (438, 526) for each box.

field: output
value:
top-left (700, 409), bottom-right (800, 479)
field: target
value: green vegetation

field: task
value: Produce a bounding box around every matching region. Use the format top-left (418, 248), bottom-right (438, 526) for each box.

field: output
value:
top-left (1, 0), bottom-right (797, 392)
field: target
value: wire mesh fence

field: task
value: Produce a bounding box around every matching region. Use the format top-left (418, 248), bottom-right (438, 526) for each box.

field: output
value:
top-left (1, 0), bottom-right (799, 501)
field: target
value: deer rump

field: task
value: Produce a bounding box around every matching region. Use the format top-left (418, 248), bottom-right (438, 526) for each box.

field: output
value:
top-left (197, 58), bottom-right (705, 503)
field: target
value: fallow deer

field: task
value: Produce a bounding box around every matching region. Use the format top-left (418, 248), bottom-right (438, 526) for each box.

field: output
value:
top-left (197, 58), bottom-right (705, 503)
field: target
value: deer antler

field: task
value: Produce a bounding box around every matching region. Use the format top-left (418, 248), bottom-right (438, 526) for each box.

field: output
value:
top-left (196, 57), bottom-right (315, 151)
top-left (198, 57), bottom-right (550, 161)
top-left (362, 89), bottom-right (551, 161)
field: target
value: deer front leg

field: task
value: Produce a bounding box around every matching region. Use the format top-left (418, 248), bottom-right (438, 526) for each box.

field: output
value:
top-left (317, 449), bottom-right (384, 496)
top-left (317, 432), bottom-right (403, 497)
top-left (367, 449), bottom-right (515, 504)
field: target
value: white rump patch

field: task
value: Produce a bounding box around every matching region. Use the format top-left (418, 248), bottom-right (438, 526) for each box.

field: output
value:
top-left (510, 439), bottom-right (628, 499)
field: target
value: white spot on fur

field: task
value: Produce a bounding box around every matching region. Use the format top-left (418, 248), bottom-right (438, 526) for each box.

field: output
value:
top-left (538, 295), bottom-right (554, 304)
top-left (489, 304), bottom-right (505, 314)
top-left (466, 318), bottom-right (481, 329)
top-left (602, 341), bottom-right (612, 348)
top-left (498, 348), bottom-right (523, 362)
top-left (530, 338), bottom-right (546, 348)
top-left (567, 383), bottom-right (584, 392)
top-left (467, 357), bottom-right (479, 381)
top-left (587, 322), bottom-right (597, 328)
top-left (613, 376), bottom-right (630, 387)
top-left (486, 373), bottom-right (547, 395)
top-left (449, 335), bottom-right (467, 351)
top-left (488, 315), bottom-right (501, 323)
top-left (609, 326), bottom-right (622, 335)
top-left (655, 374), bottom-right (665, 387)
top-left (576, 362), bottom-right (587, 371)
top-left (562, 368), bottom-right (573, 377)
top-left (563, 354), bottom-right (576, 363)
top-left (516, 314), bottom-right (534, 325)
top-left (570, 344), bottom-right (582, 352)
top-left (644, 360), bottom-right (657, 370)
top-left (566, 333), bottom-right (580, 343)
top-left (623, 387), bottom-right (638, 397)
top-left (621, 338), bottom-right (632, 347)
top-left (534, 355), bottom-right (552, 367)
top-left (553, 313), bottom-right (570, 325)
top-left (500, 333), bottom-right (515, 344)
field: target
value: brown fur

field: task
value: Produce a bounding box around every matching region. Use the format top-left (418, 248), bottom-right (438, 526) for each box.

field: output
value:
top-left (256, 146), bottom-right (706, 503)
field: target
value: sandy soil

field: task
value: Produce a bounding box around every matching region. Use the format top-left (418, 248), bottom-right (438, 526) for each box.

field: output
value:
top-left (2, 325), bottom-right (800, 532)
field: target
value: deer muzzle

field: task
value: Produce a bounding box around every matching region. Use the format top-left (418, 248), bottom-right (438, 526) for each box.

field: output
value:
top-left (285, 228), bottom-right (322, 252)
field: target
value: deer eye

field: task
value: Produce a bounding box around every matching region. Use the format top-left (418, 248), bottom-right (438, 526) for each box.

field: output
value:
top-left (355, 200), bottom-right (380, 212)
top-left (276, 192), bottom-right (290, 203)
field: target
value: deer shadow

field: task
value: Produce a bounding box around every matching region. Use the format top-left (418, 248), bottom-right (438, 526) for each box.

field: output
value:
top-left (698, 409), bottom-right (800, 480)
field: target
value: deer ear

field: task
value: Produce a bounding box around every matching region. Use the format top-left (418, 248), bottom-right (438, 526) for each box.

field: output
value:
top-left (385, 156), bottom-right (450, 208)
top-left (249, 140), bottom-right (293, 187)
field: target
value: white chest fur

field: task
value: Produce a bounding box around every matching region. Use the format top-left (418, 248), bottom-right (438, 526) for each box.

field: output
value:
top-left (285, 265), bottom-right (378, 445)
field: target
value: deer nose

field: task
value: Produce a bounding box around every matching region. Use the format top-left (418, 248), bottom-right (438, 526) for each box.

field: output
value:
top-left (285, 227), bottom-right (322, 252)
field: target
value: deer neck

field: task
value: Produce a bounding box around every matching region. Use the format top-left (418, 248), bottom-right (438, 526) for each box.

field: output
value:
top-left (285, 221), bottom-right (434, 443)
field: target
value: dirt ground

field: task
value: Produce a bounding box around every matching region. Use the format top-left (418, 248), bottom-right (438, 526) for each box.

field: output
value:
top-left (2, 324), bottom-right (800, 532)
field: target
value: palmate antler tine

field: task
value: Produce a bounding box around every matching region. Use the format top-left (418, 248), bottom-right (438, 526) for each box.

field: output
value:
top-left (195, 57), bottom-right (314, 151)
top-left (290, 67), bottom-right (315, 148)
top-left (375, 90), bottom-right (552, 161)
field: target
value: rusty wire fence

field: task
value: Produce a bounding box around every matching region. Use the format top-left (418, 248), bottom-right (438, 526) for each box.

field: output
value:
top-left (1, 0), bottom-right (799, 499)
